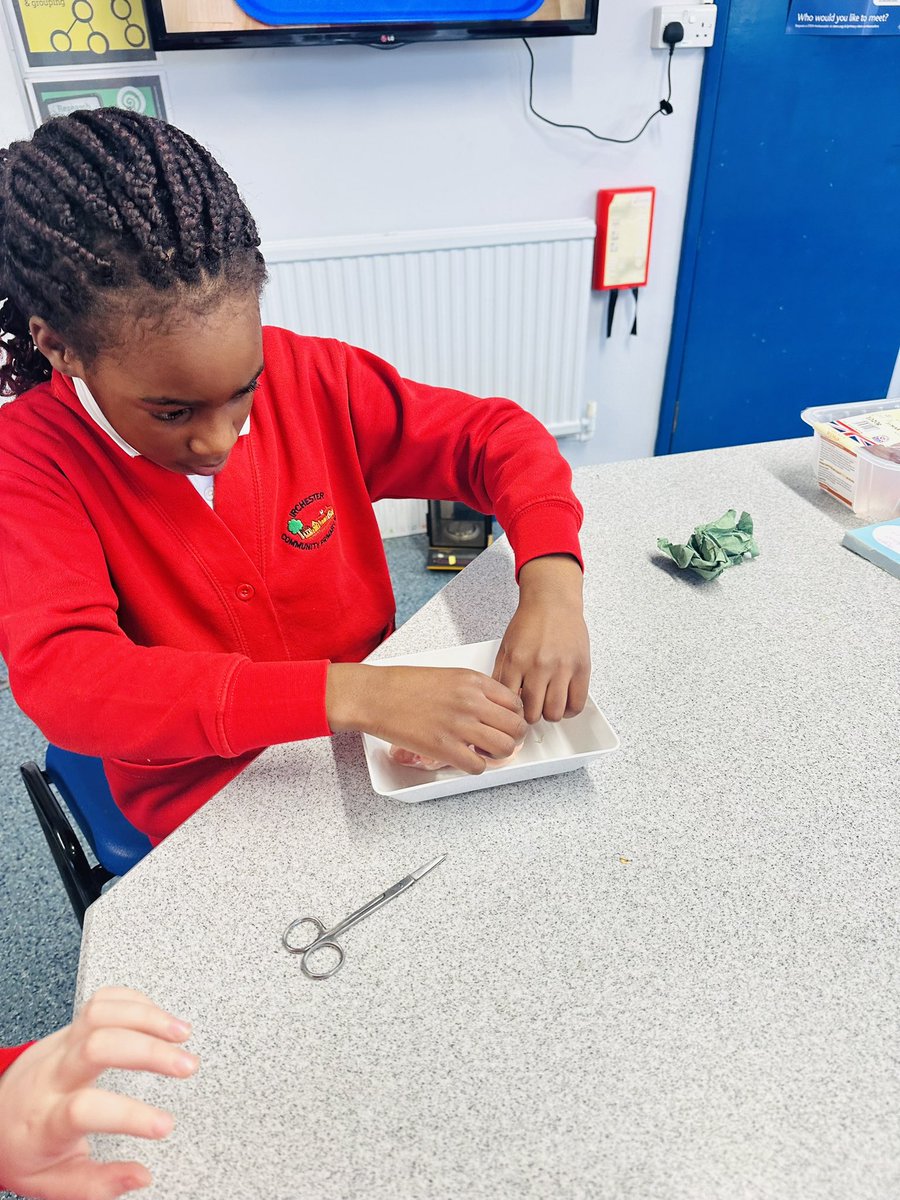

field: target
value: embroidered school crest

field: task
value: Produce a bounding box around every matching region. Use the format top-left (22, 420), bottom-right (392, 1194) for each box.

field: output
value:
top-left (282, 491), bottom-right (336, 551)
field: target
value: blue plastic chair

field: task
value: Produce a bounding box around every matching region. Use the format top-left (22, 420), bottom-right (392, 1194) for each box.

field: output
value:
top-left (20, 746), bottom-right (152, 926)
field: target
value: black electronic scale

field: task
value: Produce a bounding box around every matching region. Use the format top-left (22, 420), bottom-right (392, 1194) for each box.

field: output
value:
top-left (426, 501), bottom-right (493, 571)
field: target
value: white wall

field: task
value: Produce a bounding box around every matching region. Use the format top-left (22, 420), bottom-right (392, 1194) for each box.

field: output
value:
top-left (0, 6), bottom-right (30, 145)
top-left (0, 1), bottom-right (708, 463)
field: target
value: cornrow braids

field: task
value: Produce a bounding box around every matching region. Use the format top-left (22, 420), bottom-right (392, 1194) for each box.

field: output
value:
top-left (0, 109), bottom-right (267, 397)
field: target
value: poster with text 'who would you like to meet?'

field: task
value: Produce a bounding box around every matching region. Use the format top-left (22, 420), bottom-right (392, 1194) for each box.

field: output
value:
top-left (11, 0), bottom-right (155, 67)
top-left (787, 0), bottom-right (900, 34)
top-left (30, 75), bottom-right (166, 123)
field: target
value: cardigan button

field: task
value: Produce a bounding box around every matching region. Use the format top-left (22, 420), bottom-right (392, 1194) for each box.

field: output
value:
top-left (236, 583), bottom-right (255, 601)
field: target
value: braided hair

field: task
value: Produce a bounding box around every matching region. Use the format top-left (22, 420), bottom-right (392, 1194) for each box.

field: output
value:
top-left (0, 108), bottom-right (267, 396)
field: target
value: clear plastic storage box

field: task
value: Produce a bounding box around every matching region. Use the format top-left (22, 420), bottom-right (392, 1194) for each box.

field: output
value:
top-left (800, 398), bottom-right (900, 521)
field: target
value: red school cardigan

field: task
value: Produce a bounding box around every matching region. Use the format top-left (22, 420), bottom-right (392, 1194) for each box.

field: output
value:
top-left (0, 1044), bottom-right (30, 1076)
top-left (0, 1042), bottom-right (31, 1190)
top-left (0, 328), bottom-right (583, 842)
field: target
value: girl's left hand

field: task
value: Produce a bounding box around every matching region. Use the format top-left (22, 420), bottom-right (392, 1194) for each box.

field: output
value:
top-left (0, 987), bottom-right (199, 1200)
top-left (493, 554), bottom-right (591, 725)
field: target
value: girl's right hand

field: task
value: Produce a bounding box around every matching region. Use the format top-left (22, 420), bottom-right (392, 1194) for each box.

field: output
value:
top-left (326, 664), bottom-right (527, 774)
top-left (0, 987), bottom-right (198, 1200)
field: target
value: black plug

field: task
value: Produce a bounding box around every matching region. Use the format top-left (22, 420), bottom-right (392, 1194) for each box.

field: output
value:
top-left (659, 19), bottom-right (682, 115)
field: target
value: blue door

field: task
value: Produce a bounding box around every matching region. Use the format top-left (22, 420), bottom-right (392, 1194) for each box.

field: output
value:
top-left (656, 0), bottom-right (900, 454)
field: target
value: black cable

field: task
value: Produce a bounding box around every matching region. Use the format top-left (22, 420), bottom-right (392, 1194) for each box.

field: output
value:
top-left (523, 36), bottom-right (676, 144)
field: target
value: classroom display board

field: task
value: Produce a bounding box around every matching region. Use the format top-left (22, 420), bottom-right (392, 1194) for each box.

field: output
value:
top-left (3, 0), bottom-right (165, 136)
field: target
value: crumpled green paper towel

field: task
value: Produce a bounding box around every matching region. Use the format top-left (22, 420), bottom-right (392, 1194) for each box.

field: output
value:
top-left (657, 510), bottom-right (759, 581)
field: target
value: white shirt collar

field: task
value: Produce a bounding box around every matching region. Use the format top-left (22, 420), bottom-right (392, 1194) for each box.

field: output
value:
top-left (73, 376), bottom-right (140, 457)
top-left (73, 376), bottom-right (251, 458)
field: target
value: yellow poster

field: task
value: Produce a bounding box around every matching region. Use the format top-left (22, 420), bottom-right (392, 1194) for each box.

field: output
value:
top-left (12, 0), bottom-right (155, 66)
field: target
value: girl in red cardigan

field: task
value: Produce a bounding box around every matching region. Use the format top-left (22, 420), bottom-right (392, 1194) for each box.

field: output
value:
top-left (0, 988), bottom-right (197, 1199)
top-left (0, 109), bottom-right (590, 842)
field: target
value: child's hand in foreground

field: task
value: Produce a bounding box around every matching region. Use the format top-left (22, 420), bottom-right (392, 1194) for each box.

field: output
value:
top-left (492, 554), bottom-right (591, 724)
top-left (327, 663), bottom-right (527, 774)
top-left (0, 987), bottom-right (198, 1200)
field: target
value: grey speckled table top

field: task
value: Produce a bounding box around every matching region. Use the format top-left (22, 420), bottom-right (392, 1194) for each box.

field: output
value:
top-left (77, 439), bottom-right (899, 1200)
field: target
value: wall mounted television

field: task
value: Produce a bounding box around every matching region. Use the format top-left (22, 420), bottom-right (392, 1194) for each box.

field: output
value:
top-left (146, 0), bottom-right (598, 50)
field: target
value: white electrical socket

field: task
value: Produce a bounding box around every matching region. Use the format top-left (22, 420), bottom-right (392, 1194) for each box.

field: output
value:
top-left (650, 4), bottom-right (717, 48)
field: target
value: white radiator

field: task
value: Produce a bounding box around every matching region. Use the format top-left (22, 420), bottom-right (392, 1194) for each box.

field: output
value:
top-left (260, 219), bottom-right (596, 536)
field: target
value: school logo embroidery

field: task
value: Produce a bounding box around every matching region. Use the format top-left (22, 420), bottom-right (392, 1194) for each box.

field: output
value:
top-left (282, 491), bottom-right (336, 551)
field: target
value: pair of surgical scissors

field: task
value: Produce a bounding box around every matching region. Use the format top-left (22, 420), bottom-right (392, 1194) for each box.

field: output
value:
top-left (282, 853), bottom-right (447, 979)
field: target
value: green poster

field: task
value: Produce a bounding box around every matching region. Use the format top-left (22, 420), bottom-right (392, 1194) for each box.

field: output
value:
top-left (32, 75), bottom-right (166, 122)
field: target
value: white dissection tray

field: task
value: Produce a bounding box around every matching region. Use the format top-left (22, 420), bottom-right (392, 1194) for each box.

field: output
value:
top-left (361, 639), bottom-right (620, 803)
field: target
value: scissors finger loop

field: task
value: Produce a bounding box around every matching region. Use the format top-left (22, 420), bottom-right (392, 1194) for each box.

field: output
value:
top-left (301, 939), bottom-right (345, 980)
top-left (282, 916), bottom-right (327, 954)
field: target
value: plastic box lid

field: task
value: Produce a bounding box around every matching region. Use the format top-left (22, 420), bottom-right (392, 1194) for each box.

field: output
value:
top-left (800, 396), bottom-right (900, 428)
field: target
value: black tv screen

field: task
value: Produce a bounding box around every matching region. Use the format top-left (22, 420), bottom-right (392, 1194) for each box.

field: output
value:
top-left (146, 0), bottom-right (598, 49)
